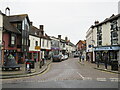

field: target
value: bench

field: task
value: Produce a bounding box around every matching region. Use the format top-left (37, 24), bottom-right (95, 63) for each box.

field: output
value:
top-left (2, 65), bottom-right (21, 71)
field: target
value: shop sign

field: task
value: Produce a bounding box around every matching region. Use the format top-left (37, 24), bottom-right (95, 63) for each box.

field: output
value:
top-left (94, 46), bottom-right (120, 51)
top-left (35, 46), bottom-right (40, 50)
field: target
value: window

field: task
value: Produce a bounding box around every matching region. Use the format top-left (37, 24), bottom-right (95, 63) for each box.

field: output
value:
top-left (36, 41), bottom-right (38, 46)
top-left (47, 40), bottom-right (49, 47)
top-left (17, 23), bottom-right (22, 30)
top-left (111, 20), bottom-right (117, 31)
top-left (10, 34), bottom-right (16, 46)
top-left (42, 39), bottom-right (44, 47)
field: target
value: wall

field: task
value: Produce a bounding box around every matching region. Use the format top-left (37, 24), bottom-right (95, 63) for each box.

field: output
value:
top-left (41, 38), bottom-right (51, 50)
top-left (0, 13), bottom-right (3, 45)
top-left (29, 35), bottom-right (40, 51)
top-left (102, 22), bottom-right (111, 46)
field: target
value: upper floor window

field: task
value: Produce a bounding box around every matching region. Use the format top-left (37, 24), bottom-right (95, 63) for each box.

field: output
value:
top-left (97, 26), bottom-right (102, 34)
top-left (42, 39), bottom-right (44, 47)
top-left (10, 34), bottom-right (16, 46)
top-left (47, 40), bottom-right (49, 47)
top-left (17, 23), bottom-right (22, 30)
top-left (36, 41), bottom-right (38, 46)
top-left (111, 20), bottom-right (118, 31)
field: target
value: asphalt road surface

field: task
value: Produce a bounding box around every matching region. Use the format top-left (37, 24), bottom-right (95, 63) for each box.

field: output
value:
top-left (1, 58), bottom-right (119, 88)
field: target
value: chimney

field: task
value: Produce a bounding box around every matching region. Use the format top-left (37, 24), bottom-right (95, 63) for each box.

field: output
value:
top-left (39, 25), bottom-right (44, 35)
top-left (94, 21), bottom-right (99, 25)
top-left (5, 7), bottom-right (10, 16)
top-left (30, 22), bottom-right (33, 26)
top-left (65, 37), bottom-right (68, 41)
top-left (58, 35), bottom-right (61, 39)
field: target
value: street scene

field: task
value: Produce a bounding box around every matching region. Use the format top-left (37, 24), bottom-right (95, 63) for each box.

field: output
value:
top-left (1, 58), bottom-right (119, 88)
top-left (0, 0), bottom-right (120, 89)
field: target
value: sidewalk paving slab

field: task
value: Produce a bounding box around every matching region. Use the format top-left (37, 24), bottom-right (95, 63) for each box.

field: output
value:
top-left (78, 60), bottom-right (120, 74)
top-left (0, 60), bottom-right (52, 79)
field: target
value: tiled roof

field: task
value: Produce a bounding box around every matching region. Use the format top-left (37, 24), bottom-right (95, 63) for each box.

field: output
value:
top-left (94, 14), bottom-right (120, 27)
top-left (8, 14), bottom-right (30, 24)
top-left (29, 25), bottom-right (40, 37)
top-left (3, 16), bottom-right (21, 34)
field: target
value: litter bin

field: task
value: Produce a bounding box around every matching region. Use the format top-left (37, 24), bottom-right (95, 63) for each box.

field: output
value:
top-left (42, 58), bottom-right (45, 66)
top-left (26, 60), bottom-right (35, 69)
top-left (111, 60), bottom-right (118, 71)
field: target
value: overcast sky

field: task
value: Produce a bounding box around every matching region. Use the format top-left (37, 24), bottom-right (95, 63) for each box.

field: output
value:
top-left (0, 0), bottom-right (119, 44)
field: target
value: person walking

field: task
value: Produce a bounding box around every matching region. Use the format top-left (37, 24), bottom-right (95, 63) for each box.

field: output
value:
top-left (86, 54), bottom-right (89, 62)
top-left (81, 55), bottom-right (85, 62)
top-left (79, 53), bottom-right (81, 62)
top-left (96, 53), bottom-right (100, 68)
top-left (103, 53), bottom-right (108, 70)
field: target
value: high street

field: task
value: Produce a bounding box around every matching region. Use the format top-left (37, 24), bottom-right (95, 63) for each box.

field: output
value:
top-left (1, 58), bottom-right (119, 88)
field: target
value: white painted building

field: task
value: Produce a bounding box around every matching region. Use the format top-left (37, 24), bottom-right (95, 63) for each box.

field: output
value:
top-left (86, 14), bottom-right (120, 66)
top-left (0, 11), bottom-right (3, 64)
top-left (86, 26), bottom-right (97, 62)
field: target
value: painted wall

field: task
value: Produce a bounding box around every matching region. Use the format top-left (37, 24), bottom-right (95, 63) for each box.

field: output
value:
top-left (0, 13), bottom-right (3, 45)
top-left (29, 35), bottom-right (40, 51)
top-left (41, 38), bottom-right (51, 50)
top-left (118, 17), bottom-right (120, 45)
top-left (102, 22), bottom-right (111, 46)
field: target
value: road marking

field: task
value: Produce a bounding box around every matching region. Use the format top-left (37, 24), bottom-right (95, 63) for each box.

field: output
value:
top-left (110, 78), bottom-right (119, 82)
top-left (83, 77), bottom-right (92, 80)
top-left (97, 78), bottom-right (107, 81)
top-left (77, 72), bottom-right (85, 79)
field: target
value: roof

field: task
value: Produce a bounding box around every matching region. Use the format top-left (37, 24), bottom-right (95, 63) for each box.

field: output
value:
top-left (76, 40), bottom-right (86, 46)
top-left (3, 16), bottom-right (21, 34)
top-left (29, 25), bottom-right (40, 37)
top-left (93, 14), bottom-right (120, 27)
top-left (8, 14), bottom-right (30, 24)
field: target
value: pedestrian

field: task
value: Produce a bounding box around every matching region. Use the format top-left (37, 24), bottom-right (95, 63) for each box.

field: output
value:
top-left (79, 54), bottom-right (81, 62)
top-left (81, 55), bottom-right (85, 62)
top-left (96, 53), bottom-right (100, 68)
top-left (86, 54), bottom-right (89, 62)
top-left (103, 53), bottom-right (108, 70)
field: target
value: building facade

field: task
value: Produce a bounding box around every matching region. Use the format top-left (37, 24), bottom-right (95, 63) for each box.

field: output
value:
top-left (0, 11), bottom-right (3, 65)
top-left (86, 14), bottom-right (120, 65)
top-left (29, 22), bottom-right (41, 62)
top-left (6, 14), bottom-right (30, 63)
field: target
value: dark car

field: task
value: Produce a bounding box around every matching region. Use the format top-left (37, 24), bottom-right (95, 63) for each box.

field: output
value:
top-left (52, 55), bottom-right (62, 62)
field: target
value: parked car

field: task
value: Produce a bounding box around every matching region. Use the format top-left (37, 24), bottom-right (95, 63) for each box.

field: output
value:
top-left (52, 55), bottom-right (62, 62)
top-left (73, 52), bottom-right (79, 58)
top-left (61, 54), bottom-right (68, 60)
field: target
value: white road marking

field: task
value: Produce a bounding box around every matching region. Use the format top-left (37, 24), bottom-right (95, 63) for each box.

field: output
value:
top-left (110, 78), bottom-right (119, 82)
top-left (83, 77), bottom-right (92, 80)
top-left (97, 78), bottom-right (107, 81)
top-left (77, 72), bottom-right (85, 79)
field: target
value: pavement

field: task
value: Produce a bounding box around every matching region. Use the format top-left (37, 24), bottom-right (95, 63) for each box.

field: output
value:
top-left (78, 60), bottom-right (120, 74)
top-left (0, 58), bottom-right (119, 79)
top-left (0, 60), bottom-right (52, 79)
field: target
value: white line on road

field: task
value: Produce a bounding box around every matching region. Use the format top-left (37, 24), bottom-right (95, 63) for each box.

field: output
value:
top-left (77, 72), bottom-right (85, 79)
top-left (97, 78), bottom-right (107, 82)
top-left (110, 78), bottom-right (119, 82)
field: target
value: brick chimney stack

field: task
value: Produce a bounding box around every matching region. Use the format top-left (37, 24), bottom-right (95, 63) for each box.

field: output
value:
top-left (30, 22), bottom-right (33, 26)
top-left (58, 35), bottom-right (61, 39)
top-left (94, 21), bottom-right (99, 25)
top-left (65, 37), bottom-right (68, 41)
top-left (39, 25), bottom-right (44, 35)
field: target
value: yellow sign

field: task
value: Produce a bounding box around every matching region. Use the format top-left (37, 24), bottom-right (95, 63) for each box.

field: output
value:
top-left (35, 46), bottom-right (41, 50)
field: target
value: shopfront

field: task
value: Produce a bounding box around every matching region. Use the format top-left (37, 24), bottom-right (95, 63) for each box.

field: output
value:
top-left (94, 46), bottom-right (120, 64)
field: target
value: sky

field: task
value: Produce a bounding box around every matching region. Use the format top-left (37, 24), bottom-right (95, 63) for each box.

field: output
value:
top-left (0, 0), bottom-right (119, 44)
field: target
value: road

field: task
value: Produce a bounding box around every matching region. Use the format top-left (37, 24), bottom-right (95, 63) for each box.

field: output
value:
top-left (1, 58), bottom-right (119, 88)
